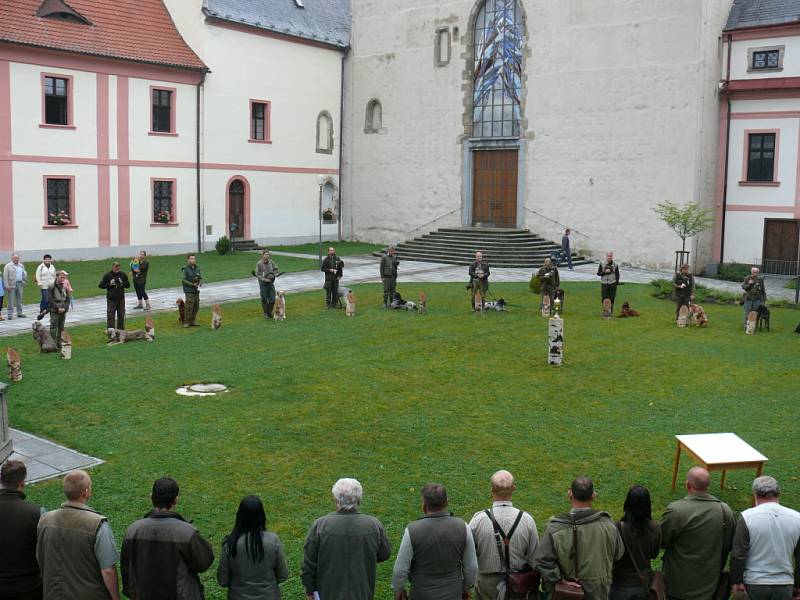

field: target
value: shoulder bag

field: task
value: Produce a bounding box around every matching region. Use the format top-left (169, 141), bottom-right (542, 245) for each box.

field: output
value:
top-left (618, 521), bottom-right (665, 600)
top-left (486, 509), bottom-right (540, 598)
top-left (715, 503), bottom-right (731, 600)
top-left (550, 517), bottom-right (584, 600)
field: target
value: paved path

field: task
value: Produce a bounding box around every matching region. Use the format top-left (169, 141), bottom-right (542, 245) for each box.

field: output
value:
top-left (1, 256), bottom-right (796, 337)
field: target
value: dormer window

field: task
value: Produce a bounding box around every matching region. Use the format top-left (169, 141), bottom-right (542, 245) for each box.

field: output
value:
top-left (748, 45), bottom-right (785, 73)
top-left (37, 0), bottom-right (91, 24)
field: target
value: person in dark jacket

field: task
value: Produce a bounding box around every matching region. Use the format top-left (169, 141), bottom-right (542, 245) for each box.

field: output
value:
top-left (217, 495), bottom-right (288, 600)
top-left (537, 257), bottom-right (561, 314)
top-left (0, 460), bottom-right (43, 600)
top-left (469, 252), bottom-right (490, 311)
top-left (98, 262), bottom-right (130, 330)
top-left (48, 270), bottom-right (70, 349)
top-left (380, 246), bottom-right (400, 308)
top-left (121, 477), bottom-right (214, 600)
top-left (321, 247), bottom-right (344, 308)
top-left (597, 252), bottom-right (621, 314)
top-left (672, 264), bottom-right (695, 319)
top-left (611, 486), bottom-right (661, 600)
top-left (302, 478), bottom-right (391, 600)
top-left (130, 250), bottom-right (151, 311)
top-left (181, 255), bottom-right (202, 327)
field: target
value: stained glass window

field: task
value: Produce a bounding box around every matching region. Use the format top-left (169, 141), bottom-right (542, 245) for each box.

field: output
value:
top-left (473, 0), bottom-right (522, 138)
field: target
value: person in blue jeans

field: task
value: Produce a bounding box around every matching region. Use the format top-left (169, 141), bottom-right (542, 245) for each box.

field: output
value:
top-left (554, 228), bottom-right (573, 270)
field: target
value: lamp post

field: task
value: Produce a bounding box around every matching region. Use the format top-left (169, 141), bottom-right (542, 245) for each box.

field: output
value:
top-left (317, 175), bottom-right (326, 267)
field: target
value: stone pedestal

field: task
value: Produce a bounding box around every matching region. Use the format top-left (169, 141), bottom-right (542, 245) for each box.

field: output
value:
top-left (0, 383), bottom-right (11, 463)
top-left (548, 317), bottom-right (564, 366)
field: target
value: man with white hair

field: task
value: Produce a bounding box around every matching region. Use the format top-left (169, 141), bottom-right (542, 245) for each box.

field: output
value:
top-left (301, 478), bottom-right (391, 600)
top-left (3, 253), bottom-right (28, 319)
top-left (469, 251), bottom-right (490, 311)
top-left (660, 467), bottom-right (736, 600)
top-left (730, 476), bottom-right (800, 600)
top-left (469, 470), bottom-right (539, 599)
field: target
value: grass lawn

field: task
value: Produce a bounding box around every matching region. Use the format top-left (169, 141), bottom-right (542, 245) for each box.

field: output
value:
top-left (5, 282), bottom-right (799, 599)
top-left (267, 241), bottom-right (384, 256)
top-left (48, 252), bottom-right (318, 300)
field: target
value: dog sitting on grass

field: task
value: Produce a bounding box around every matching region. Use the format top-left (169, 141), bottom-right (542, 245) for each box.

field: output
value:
top-left (757, 304), bottom-right (770, 331)
top-left (345, 290), bottom-right (356, 317)
top-left (418, 292), bottom-right (427, 314)
top-left (176, 298), bottom-right (186, 324)
top-left (32, 321), bottom-right (58, 353)
top-left (618, 301), bottom-right (640, 318)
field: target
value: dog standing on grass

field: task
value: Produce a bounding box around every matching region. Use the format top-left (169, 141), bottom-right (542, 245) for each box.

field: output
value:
top-left (689, 304), bottom-right (709, 327)
top-left (345, 290), bottom-right (356, 317)
top-left (273, 291), bottom-right (286, 321)
top-left (418, 292), bottom-right (427, 314)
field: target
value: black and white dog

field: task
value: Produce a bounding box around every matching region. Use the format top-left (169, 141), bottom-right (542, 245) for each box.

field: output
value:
top-left (389, 291), bottom-right (416, 311)
top-left (483, 298), bottom-right (507, 311)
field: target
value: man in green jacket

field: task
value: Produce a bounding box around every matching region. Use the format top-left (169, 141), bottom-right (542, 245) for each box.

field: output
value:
top-left (321, 247), bottom-right (344, 309)
top-left (534, 476), bottom-right (623, 600)
top-left (672, 264), bottom-right (696, 318)
top-left (380, 246), bottom-right (400, 308)
top-left (181, 255), bottom-right (202, 328)
top-left (256, 250), bottom-right (279, 319)
top-left (741, 267), bottom-right (766, 328)
top-left (302, 478), bottom-right (391, 600)
top-left (537, 257), bottom-right (561, 315)
top-left (48, 270), bottom-right (70, 349)
top-left (661, 467), bottom-right (737, 600)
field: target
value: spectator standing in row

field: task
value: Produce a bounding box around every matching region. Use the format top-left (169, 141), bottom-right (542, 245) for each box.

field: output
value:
top-left (3, 253), bottom-right (28, 319)
top-left (534, 476), bottom-right (623, 600)
top-left (321, 247), bottom-right (344, 309)
top-left (35, 254), bottom-right (56, 321)
top-left (380, 246), bottom-right (400, 308)
top-left (99, 262), bottom-right (129, 331)
top-left (302, 478), bottom-right (391, 600)
top-left (0, 460), bottom-right (43, 600)
top-left (392, 482), bottom-right (478, 600)
top-left (731, 476), bottom-right (800, 600)
top-left (660, 467), bottom-right (736, 600)
top-left (742, 267), bottom-right (767, 328)
top-left (611, 486), bottom-right (661, 600)
top-left (37, 470), bottom-right (120, 600)
top-left (130, 250), bottom-right (151, 312)
top-left (217, 495), bottom-right (288, 600)
top-left (256, 250), bottom-right (279, 319)
top-left (469, 470), bottom-right (539, 600)
top-left (48, 270), bottom-right (70, 349)
top-left (121, 477), bottom-right (214, 600)
top-left (181, 254), bottom-right (202, 327)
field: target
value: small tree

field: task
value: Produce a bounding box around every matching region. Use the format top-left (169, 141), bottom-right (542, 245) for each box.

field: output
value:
top-left (653, 201), bottom-right (714, 254)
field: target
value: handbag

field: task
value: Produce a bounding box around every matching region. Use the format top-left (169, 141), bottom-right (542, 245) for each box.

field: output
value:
top-left (550, 518), bottom-right (584, 600)
top-left (486, 509), bottom-right (541, 598)
top-left (618, 521), bottom-right (664, 600)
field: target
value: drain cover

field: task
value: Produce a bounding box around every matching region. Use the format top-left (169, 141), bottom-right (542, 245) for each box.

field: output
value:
top-left (175, 383), bottom-right (228, 397)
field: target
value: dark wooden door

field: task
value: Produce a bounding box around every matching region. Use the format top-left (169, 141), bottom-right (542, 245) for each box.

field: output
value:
top-left (228, 180), bottom-right (245, 238)
top-left (472, 149), bottom-right (518, 228)
top-left (763, 219), bottom-right (798, 260)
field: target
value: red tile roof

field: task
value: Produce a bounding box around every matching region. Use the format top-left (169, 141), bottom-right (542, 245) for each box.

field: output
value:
top-left (0, 0), bottom-right (207, 71)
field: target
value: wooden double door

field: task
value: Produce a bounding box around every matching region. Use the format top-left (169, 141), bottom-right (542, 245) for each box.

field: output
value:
top-left (472, 149), bottom-right (518, 228)
top-left (762, 219), bottom-right (799, 273)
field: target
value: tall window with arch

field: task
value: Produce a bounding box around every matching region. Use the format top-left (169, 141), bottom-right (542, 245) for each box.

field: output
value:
top-left (316, 111), bottom-right (333, 154)
top-left (364, 99), bottom-right (383, 134)
top-left (472, 0), bottom-right (523, 138)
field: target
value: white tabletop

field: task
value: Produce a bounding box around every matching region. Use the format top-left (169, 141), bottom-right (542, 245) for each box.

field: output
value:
top-left (676, 433), bottom-right (768, 465)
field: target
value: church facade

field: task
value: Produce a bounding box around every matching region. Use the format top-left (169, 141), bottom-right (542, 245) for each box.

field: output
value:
top-left (342, 0), bottom-right (733, 269)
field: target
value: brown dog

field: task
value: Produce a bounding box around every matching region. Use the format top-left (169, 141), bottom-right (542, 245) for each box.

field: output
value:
top-left (418, 291), bottom-right (427, 314)
top-left (176, 298), bottom-right (186, 324)
top-left (619, 301), bottom-right (640, 318)
top-left (689, 304), bottom-right (709, 327)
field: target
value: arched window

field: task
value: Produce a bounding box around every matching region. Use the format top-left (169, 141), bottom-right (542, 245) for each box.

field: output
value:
top-left (472, 0), bottom-right (523, 138)
top-left (316, 111), bottom-right (334, 154)
top-left (364, 99), bottom-right (383, 134)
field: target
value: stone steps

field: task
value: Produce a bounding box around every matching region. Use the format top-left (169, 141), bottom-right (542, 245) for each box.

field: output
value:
top-left (373, 228), bottom-right (591, 268)
top-left (231, 239), bottom-right (264, 252)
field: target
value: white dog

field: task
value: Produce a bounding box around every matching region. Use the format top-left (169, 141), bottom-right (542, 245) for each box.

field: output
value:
top-left (345, 290), bottom-right (356, 317)
top-left (273, 291), bottom-right (286, 321)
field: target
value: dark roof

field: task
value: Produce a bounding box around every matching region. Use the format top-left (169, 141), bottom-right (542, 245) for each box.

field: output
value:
top-left (725, 0), bottom-right (800, 31)
top-left (0, 0), bottom-right (207, 71)
top-left (204, 0), bottom-right (351, 49)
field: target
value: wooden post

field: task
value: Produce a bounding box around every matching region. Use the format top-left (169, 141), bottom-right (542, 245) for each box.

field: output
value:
top-left (0, 383), bottom-right (12, 463)
top-left (672, 441), bottom-right (682, 492)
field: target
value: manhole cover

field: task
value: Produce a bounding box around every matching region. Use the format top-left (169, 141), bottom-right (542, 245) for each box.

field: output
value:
top-left (175, 383), bottom-right (228, 397)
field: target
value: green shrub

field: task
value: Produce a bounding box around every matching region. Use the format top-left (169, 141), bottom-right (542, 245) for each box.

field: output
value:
top-left (529, 273), bottom-right (541, 294)
top-left (716, 262), bottom-right (752, 282)
top-left (649, 278), bottom-right (741, 305)
top-left (215, 236), bottom-right (231, 255)
top-left (784, 278), bottom-right (799, 290)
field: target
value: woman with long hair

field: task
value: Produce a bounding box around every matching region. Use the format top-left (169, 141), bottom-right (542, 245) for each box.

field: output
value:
top-left (610, 485), bottom-right (662, 600)
top-left (217, 496), bottom-right (288, 600)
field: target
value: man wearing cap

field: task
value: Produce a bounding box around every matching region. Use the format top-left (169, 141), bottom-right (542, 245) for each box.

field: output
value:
top-left (48, 270), bottom-right (71, 348)
top-left (380, 246), bottom-right (400, 308)
top-left (99, 262), bottom-right (130, 330)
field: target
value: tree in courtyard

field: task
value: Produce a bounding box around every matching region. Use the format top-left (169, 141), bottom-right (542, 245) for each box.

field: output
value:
top-left (653, 201), bottom-right (714, 255)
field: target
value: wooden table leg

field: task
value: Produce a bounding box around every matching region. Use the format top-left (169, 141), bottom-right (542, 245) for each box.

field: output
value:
top-left (672, 442), bottom-right (682, 492)
top-left (720, 469), bottom-right (727, 490)
top-left (756, 462), bottom-right (764, 477)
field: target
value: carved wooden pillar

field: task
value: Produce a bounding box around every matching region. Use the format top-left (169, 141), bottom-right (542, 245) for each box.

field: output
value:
top-left (0, 383), bottom-right (11, 463)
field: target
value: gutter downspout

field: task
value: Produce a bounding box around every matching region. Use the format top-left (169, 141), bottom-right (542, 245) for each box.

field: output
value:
top-left (196, 72), bottom-right (206, 254)
top-left (719, 33), bottom-right (733, 264)
top-left (338, 46), bottom-right (350, 242)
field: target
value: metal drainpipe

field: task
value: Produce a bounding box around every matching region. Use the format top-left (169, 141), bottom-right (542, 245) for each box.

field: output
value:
top-left (196, 72), bottom-right (206, 254)
top-left (719, 34), bottom-right (733, 264)
top-left (338, 46), bottom-right (350, 242)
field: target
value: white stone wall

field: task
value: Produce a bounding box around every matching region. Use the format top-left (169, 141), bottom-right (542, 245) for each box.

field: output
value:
top-left (343, 0), bottom-right (733, 269)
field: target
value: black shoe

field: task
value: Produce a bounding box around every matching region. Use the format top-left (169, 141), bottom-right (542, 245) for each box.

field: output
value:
top-left (36, 312), bottom-right (46, 321)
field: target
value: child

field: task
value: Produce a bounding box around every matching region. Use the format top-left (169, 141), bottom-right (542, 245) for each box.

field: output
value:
top-left (62, 270), bottom-right (75, 309)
